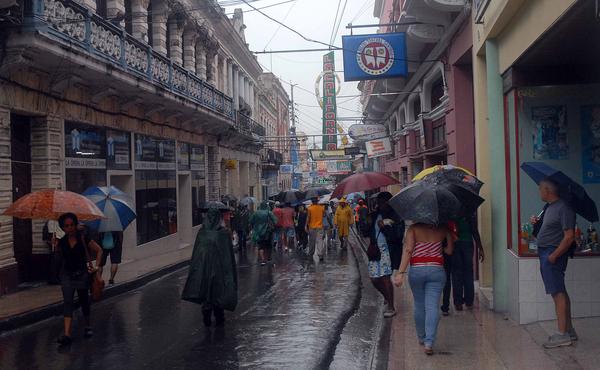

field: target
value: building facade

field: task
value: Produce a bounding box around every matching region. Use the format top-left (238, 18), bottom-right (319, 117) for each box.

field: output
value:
top-left (0, 0), bottom-right (267, 294)
top-left (473, 0), bottom-right (600, 323)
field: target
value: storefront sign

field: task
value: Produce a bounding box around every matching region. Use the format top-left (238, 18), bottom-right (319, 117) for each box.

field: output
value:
top-left (348, 124), bottom-right (388, 140)
top-left (106, 130), bottom-right (130, 170)
top-left (326, 160), bottom-right (352, 174)
top-left (322, 51), bottom-right (338, 150)
top-left (177, 142), bottom-right (190, 171)
top-left (280, 164), bottom-right (293, 174)
top-left (344, 147), bottom-right (362, 156)
top-left (309, 149), bottom-right (350, 161)
top-left (65, 157), bottom-right (106, 169)
top-left (225, 159), bottom-right (237, 170)
top-left (317, 161), bottom-right (328, 175)
top-left (156, 139), bottom-right (176, 165)
top-left (190, 145), bottom-right (206, 175)
top-left (366, 137), bottom-right (393, 158)
top-left (581, 105), bottom-right (600, 183)
top-left (532, 106), bottom-right (568, 160)
top-left (64, 122), bottom-right (106, 168)
top-left (341, 33), bottom-right (407, 81)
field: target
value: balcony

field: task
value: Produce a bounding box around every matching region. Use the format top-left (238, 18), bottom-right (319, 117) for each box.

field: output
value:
top-left (3, 0), bottom-right (263, 141)
top-left (260, 148), bottom-right (283, 170)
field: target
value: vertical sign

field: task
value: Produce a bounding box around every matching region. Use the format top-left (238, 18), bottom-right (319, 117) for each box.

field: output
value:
top-left (322, 51), bottom-right (337, 150)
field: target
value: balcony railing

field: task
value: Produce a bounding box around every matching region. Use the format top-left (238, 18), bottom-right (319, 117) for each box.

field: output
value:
top-left (34, 0), bottom-right (254, 136)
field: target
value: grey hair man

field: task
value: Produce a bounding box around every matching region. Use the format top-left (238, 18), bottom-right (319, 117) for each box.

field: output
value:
top-left (531, 178), bottom-right (576, 348)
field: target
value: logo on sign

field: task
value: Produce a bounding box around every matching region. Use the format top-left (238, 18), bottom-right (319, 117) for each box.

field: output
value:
top-left (356, 38), bottom-right (394, 76)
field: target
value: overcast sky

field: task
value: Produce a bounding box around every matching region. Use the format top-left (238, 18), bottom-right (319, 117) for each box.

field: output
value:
top-left (223, 0), bottom-right (378, 147)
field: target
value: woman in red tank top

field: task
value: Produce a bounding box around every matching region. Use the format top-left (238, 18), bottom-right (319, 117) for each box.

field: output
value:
top-left (394, 223), bottom-right (454, 355)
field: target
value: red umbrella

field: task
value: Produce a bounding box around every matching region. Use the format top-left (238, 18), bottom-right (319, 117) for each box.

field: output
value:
top-left (332, 172), bottom-right (399, 199)
top-left (2, 189), bottom-right (104, 221)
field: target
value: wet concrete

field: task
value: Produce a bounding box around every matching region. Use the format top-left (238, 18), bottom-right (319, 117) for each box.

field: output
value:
top-left (0, 238), bottom-right (375, 370)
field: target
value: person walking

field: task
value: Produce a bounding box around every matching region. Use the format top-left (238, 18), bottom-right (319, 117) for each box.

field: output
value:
top-left (306, 198), bottom-right (325, 261)
top-left (368, 193), bottom-right (398, 319)
top-left (250, 201), bottom-right (277, 265)
top-left (334, 198), bottom-right (353, 250)
top-left (531, 178), bottom-right (577, 348)
top-left (296, 205), bottom-right (308, 249)
top-left (233, 205), bottom-right (250, 253)
top-left (395, 222), bottom-right (454, 355)
top-left (356, 199), bottom-right (370, 237)
top-left (451, 215), bottom-right (484, 311)
top-left (53, 213), bottom-right (103, 346)
top-left (97, 231), bottom-right (123, 286)
top-left (322, 203), bottom-right (334, 249)
top-left (182, 209), bottom-right (237, 327)
top-left (43, 220), bottom-right (64, 285)
top-left (273, 202), bottom-right (284, 250)
top-left (279, 203), bottom-right (296, 251)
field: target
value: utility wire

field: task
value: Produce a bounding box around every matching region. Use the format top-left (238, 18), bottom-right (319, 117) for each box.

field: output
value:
top-left (349, 0), bottom-right (374, 24)
top-left (263, 0), bottom-right (299, 50)
top-left (329, 0), bottom-right (343, 45)
top-left (330, 0), bottom-right (348, 44)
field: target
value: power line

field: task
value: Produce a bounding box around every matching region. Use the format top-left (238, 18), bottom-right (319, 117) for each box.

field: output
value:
top-left (349, 0), bottom-right (374, 24)
top-left (263, 0), bottom-right (299, 50)
top-left (329, 0), bottom-right (343, 45)
top-left (331, 0), bottom-right (349, 45)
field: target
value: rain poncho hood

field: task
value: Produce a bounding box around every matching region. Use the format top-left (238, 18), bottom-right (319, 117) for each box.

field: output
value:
top-left (181, 209), bottom-right (238, 311)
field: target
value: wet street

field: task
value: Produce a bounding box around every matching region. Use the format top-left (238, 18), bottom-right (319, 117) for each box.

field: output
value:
top-left (0, 240), bottom-right (370, 370)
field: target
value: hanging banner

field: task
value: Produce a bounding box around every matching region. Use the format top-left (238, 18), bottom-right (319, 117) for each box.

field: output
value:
top-left (106, 130), bottom-right (130, 170)
top-left (310, 149), bottom-right (350, 161)
top-left (348, 124), bottom-right (388, 141)
top-left (366, 137), bottom-right (393, 158)
top-left (322, 51), bottom-right (338, 150)
top-left (342, 33), bottom-right (408, 81)
top-left (327, 160), bottom-right (352, 174)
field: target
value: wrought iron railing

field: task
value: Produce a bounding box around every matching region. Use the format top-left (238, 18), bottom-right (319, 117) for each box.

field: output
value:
top-left (35, 0), bottom-right (264, 136)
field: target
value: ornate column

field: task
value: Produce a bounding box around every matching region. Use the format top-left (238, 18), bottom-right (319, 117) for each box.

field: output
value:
top-left (227, 60), bottom-right (233, 97)
top-left (232, 65), bottom-right (239, 109)
top-left (182, 27), bottom-right (196, 72)
top-left (221, 55), bottom-right (228, 93)
top-left (131, 0), bottom-right (149, 42)
top-left (167, 17), bottom-right (183, 65)
top-left (151, 0), bottom-right (168, 55)
top-left (206, 49), bottom-right (217, 86)
top-left (195, 44), bottom-right (207, 80)
top-left (0, 108), bottom-right (17, 292)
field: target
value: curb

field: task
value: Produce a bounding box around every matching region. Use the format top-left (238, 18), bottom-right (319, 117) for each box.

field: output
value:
top-left (0, 259), bottom-right (190, 334)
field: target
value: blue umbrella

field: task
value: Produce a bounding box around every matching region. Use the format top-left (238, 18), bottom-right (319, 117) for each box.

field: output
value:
top-left (82, 186), bottom-right (136, 231)
top-left (521, 162), bottom-right (598, 222)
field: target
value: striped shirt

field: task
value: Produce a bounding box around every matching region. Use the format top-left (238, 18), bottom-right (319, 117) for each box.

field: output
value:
top-left (410, 241), bottom-right (443, 267)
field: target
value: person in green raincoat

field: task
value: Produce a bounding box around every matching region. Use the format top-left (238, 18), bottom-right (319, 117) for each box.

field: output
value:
top-left (250, 201), bottom-right (277, 265)
top-left (182, 209), bottom-right (238, 327)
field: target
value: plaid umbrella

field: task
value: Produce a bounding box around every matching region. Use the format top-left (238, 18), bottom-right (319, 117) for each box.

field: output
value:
top-left (2, 189), bottom-right (104, 221)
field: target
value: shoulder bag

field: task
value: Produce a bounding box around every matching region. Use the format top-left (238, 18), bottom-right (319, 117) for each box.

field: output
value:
top-left (82, 234), bottom-right (105, 301)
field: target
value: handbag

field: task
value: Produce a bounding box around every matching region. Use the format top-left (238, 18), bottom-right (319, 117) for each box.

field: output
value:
top-left (82, 234), bottom-right (105, 301)
top-left (366, 231), bottom-right (382, 262)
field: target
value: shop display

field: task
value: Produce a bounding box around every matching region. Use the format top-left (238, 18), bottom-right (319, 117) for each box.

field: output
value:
top-left (531, 105), bottom-right (568, 160)
top-left (581, 105), bottom-right (600, 183)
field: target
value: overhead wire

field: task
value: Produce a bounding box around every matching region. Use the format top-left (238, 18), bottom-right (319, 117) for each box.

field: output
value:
top-left (329, 0), bottom-right (343, 45)
top-left (263, 0), bottom-right (299, 50)
top-left (330, 0), bottom-right (348, 45)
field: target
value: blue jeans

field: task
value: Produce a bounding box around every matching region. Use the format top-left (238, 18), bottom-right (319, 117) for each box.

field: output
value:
top-left (409, 265), bottom-right (446, 347)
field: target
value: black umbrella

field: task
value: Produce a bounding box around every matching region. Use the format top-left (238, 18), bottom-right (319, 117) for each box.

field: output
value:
top-left (420, 169), bottom-right (484, 194)
top-left (199, 201), bottom-right (229, 211)
top-left (521, 162), bottom-right (598, 222)
top-left (388, 181), bottom-right (484, 225)
top-left (272, 190), bottom-right (304, 204)
top-left (303, 187), bottom-right (331, 200)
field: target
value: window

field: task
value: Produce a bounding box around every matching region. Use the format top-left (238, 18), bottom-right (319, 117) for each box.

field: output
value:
top-left (64, 122), bottom-right (107, 194)
top-left (190, 145), bottom-right (206, 227)
top-left (430, 77), bottom-right (445, 109)
top-left (401, 167), bottom-right (408, 186)
top-left (412, 98), bottom-right (421, 120)
top-left (433, 124), bottom-right (446, 147)
top-left (135, 135), bottom-right (177, 245)
top-left (414, 131), bottom-right (421, 150)
top-left (124, 0), bottom-right (132, 34)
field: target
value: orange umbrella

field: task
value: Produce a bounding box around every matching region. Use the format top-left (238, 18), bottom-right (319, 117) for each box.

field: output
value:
top-left (2, 189), bottom-right (104, 221)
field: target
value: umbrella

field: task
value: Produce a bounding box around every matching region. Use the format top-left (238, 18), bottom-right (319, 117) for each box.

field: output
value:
top-left (521, 162), bottom-right (599, 222)
top-left (82, 186), bottom-right (136, 232)
top-left (388, 181), bottom-right (484, 225)
top-left (273, 190), bottom-right (304, 204)
top-left (413, 164), bottom-right (474, 181)
top-left (332, 172), bottom-right (398, 199)
top-left (319, 194), bottom-right (339, 204)
top-left (345, 192), bottom-right (365, 203)
top-left (303, 187), bottom-right (331, 200)
top-left (415, 165), bottom-right (483, 194)
top-left (199, 201), bottom-right (229, 211)
top-left (240, 196), bottom-right (258, 206)
top-left (221, 195), bottom-right (237, 206)
top-left (2, 189), bottom-right (104, 221)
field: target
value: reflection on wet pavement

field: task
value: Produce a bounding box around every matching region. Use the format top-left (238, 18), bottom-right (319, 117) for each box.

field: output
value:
top-left (0, 244), bottom-right (360, 370)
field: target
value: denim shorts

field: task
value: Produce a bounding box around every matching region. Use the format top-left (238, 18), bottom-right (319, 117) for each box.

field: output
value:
top-left (538, 247), bottom-right (568, 295)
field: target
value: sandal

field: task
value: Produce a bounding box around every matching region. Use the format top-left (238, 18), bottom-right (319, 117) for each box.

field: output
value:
top-left (424, 346), bottom-right (433, 355)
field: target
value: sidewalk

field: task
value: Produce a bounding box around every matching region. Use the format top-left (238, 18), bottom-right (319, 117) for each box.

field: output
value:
top-left (0, 246), bottom-right (192, 332)
top-left (386, 286), bottom-right (600, 370)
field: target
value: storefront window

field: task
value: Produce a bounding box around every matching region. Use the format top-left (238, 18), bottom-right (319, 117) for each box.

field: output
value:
top-left (190, 145), bottom-right (206, 226)
top-left (106, 129), bottom-right (131, 170)
top-left (64, 122), bottom-right (107, 194)
top-left (135, 134), bottom-right (177, 245)
top-left (507, 85), bottom-right (600, 256)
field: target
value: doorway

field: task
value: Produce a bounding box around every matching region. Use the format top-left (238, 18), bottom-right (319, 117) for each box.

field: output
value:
top-left (10, 115), bottom-right (32, 283)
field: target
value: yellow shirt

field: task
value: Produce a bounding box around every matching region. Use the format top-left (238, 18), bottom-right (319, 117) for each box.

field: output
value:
top-left (307, 204), bottom-right (324, 229)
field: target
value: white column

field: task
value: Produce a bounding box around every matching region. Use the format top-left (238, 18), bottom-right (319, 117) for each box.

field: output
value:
top-left (182, 29), bottom-right (196, 72)
top-left (167, 18), bottom-right (183, 64)
top-left (195, 44), bottom-right (207, 80)
top-left (239, 73), bottom-right (245, 106)
top-left (227, 60), bottom-right (233, 96)
top-left (151, 1), bottom-right (168, 55)
top-left (233, 65), bottom-right (239, 109)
